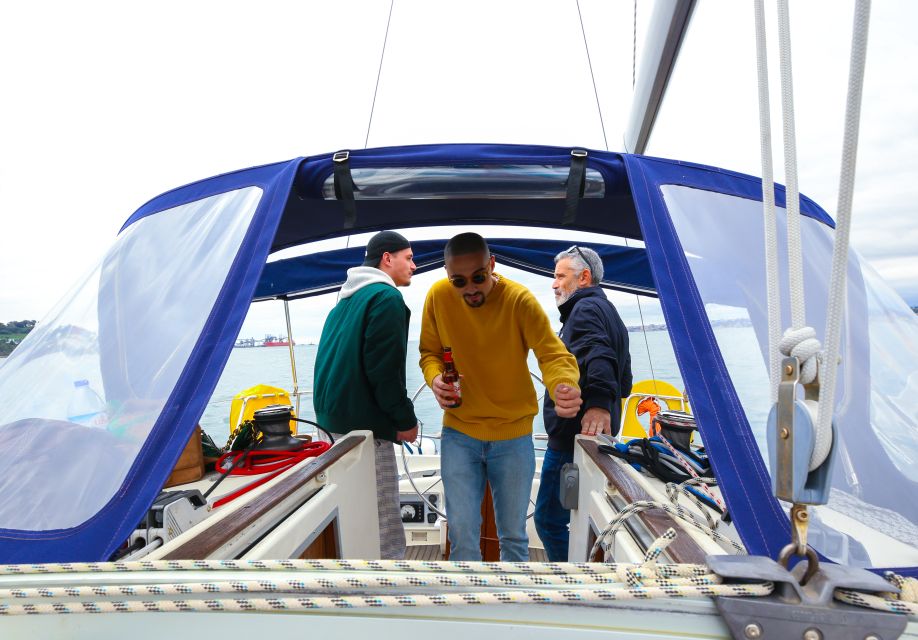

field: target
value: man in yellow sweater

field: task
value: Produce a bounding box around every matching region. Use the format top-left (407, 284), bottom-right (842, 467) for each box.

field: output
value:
top-left (420, 232), bottom-right (582, 561)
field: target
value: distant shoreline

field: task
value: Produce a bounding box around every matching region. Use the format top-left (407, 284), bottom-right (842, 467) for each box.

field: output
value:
top-left (627, 317), bottom-right (754, 333)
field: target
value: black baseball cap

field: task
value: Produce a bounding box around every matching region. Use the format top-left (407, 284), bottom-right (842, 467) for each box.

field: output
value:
top-left (362, 231), bottom-right (411, 266)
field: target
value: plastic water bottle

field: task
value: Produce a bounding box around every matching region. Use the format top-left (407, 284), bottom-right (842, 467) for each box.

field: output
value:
top-left (67, 379), bottom-right (108, 427)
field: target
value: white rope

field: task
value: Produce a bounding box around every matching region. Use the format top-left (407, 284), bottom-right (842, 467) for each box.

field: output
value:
top-left (814, 0), bottom-right (871, 471)
top-left (776, 0), bottom-right (806, 331)
top-left (0, 572), bottom-right (634, 598)
top-left (0, 556), bottom-right (775, 617)
top-left (0, 558), bottom-right (707, 577)
top-left (835, 571), bottom-right (918, 618)
top-left (0, 582), bottom-right (774, 616)
top-left (654, 434), bottom-right (725, 513)
top-left (753, 0), bottom-right (782, 403)
top-left (835, 589), bottom-right (918, 617)
top-left (886, 571), bottom-right (918, 604)
top-left (665, 477), bottom-right (723, 531)
top-left (778, 326), bottom-right (821, 385)
top-left (589, 501), bottom-right (745, 562)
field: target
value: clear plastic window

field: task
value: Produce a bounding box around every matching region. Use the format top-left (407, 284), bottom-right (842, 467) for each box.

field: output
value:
top-left (321, 165), bottom-right (606, 200)
top-left (664, 184), bottom-right (918, 567)
top-left (0, 187), bottom-right (262, 531)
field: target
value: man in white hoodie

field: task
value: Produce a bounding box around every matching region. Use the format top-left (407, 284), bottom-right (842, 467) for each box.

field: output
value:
top-left (314, 231), bottom-right (419, 559)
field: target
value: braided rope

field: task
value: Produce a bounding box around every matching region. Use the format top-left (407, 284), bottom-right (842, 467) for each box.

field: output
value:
top-left (0, 569), bottom-right (725, 602)
top-left (0, 582), bottom-right (774, 617)
top-left (653, 434), bottom-right (725, 513)
top-left (0, 571), bottom-right (627, 597)
top-left (665, 478), bottom-right (720, 531)
top-left (834, 571), bottom-right (918, 619)
top-left (779, 326), bottom-right (822, 387)
top-left (835, 589), bottom-right (918, 618)
top-left (752, 0), bottom-right (782, 403)
top-left (589, 500), bottom-right (745, 562)
top-left (0, 558), bottom-right (711, 579)
top-left (886, 572), bottom-right (918, 604)
top-left (815, 0), bottom-right (871, 473)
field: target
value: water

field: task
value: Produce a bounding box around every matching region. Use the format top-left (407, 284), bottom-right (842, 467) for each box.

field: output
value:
top-left (200, 329), bottom-right (726, 447)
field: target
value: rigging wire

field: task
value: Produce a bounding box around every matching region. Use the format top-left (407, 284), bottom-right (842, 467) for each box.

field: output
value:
top-left (364, 0), bottom-right (394, 150)
top-left (577, 0), bottom-right (657, 394)
top-left (576, 0), bottom-right (609, 151)
top-left (344, 0), bottom-right (396, 289)
top-left (632, 0), bottom-right (638, 88)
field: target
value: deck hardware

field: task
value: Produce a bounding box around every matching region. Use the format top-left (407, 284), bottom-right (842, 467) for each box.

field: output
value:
top-left (744, 622), bottom-right (762, 638)
top-left (560, 463), bottom-right (579, 509)
top-left (316, 472), bottom-right (328, 483)
top-left (767, 357), bottom-right (838, 504)
top-left (709, 554), bottom-right (907, 640)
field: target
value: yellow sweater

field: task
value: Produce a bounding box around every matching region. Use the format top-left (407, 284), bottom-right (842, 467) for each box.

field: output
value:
top-left (419, 273), bottom-right (580, 441)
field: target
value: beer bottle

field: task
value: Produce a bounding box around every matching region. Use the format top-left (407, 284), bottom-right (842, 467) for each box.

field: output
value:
top-left (442, 347), bottom-right (462, 408)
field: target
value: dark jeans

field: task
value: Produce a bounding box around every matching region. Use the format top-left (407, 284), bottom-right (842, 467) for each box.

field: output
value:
top-left (534, 447), bottom-right (574, 562)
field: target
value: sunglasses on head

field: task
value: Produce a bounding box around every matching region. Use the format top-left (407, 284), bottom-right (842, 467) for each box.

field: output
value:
top-left (449, 272), bottom-right (488, 288)
top-left (568, 245), bottom-right (589, 266)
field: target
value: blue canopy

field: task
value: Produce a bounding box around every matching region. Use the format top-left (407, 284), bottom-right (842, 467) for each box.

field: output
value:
top-left (254, 239), bottom-right (655, 301)
top-left (1, 142), bottom-right (914, 579)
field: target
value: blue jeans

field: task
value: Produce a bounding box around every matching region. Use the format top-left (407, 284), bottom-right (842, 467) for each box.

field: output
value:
top-left (441, 427), bottom-right (535, 561)
top-left (534, 447), bottom-right (574, 562)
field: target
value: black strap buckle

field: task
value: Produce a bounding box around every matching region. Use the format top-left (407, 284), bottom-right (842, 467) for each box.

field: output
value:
top-left (562, 149), bottom-right (588, 225)
top-left (333, 150), bottom-right (357, 229)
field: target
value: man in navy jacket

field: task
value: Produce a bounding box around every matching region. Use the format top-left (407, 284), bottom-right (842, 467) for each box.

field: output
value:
top-left (536, 245), bottom-right (633, 561)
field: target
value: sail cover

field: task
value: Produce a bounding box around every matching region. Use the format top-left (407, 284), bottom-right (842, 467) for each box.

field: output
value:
top-left (0, 143), bottom-right (914, 576)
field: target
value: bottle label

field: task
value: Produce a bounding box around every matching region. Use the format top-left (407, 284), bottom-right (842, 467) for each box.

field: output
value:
top-left (69, 411), bottom-right (109, 428)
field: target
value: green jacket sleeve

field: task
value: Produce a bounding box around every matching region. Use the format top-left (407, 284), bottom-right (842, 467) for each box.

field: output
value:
top-left (363, 288), bottom-right (419, 431)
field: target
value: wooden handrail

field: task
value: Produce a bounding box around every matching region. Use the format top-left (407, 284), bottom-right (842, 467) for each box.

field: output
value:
top-left (578, 439), bottom-right (708, 564)
top-left (162, 434), bottom-right (366, 559)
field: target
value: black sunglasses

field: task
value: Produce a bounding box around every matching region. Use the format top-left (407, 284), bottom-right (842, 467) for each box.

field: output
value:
top-left (569, 245), bottom-right (590, 269)
top-left (449, 272), bottom-right (488, 288)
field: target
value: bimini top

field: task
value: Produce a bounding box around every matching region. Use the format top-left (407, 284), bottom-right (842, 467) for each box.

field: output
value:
top-left (0, 143), bottom-right (915, 577)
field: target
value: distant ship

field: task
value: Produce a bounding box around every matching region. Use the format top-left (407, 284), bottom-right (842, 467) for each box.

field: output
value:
top-left (262, 335), bottom-right (293, 347)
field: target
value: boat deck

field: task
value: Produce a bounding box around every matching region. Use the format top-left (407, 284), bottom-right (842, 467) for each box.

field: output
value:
top-left (406, 545), bottom-right (547, 562)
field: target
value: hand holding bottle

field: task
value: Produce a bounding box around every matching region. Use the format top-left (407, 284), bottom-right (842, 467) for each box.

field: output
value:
top-left (432, 374), bottom-right (463, 410)
top-left (442, 347), bottom-right (461, 406)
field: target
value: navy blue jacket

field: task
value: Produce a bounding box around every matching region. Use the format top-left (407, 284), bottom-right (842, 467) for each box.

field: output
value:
top-left (543, 287), bottom-right (633, 452)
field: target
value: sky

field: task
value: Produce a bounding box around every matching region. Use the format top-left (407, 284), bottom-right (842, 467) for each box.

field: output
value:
top-left (1, 0), bottom-right (916, 343)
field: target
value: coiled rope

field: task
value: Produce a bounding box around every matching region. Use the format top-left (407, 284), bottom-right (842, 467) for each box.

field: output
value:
top-left (589, 505), bottom-right (745, 563)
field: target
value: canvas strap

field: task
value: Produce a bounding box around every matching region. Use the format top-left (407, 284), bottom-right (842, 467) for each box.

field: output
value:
top-left (333, 150), bottom-right (357, 229)
top-left (561, 149), bottom-right (588, 225)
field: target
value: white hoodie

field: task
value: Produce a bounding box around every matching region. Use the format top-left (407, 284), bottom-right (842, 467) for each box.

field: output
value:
top-left (339, 266), bottom-right (397, 299)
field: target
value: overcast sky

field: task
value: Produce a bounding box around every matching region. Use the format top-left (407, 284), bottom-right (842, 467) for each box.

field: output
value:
top-left (1, 1), bottom-right (915, 343)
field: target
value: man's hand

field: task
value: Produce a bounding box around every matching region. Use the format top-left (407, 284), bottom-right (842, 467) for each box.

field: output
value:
top-left (580, 406), bottom-right (611, 436)
top-left (431, 374), bottom-right (461, 409)
top-left (397, 424), bottom-right (420, 442)
top-left (553, 383), bottom-right (583, 418)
